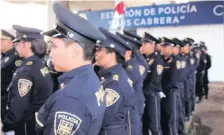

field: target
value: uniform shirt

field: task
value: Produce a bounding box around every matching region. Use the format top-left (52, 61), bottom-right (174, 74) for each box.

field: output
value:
top-left (204, 53), bottom-right (211, 84)
top-left (3, 55), bottom-right (53, 132)
top-left (99, 64), bottom-right (136, 127)
top-left (161, 55), bottom-right (182, 91)
top-left (144, 52), bottom-right (164, 93)
top-left (184, 53), bottom-right (198, 79)
top-left (135, 51), bottom-right (148, 80)
top-left (36, 64), bottom-right (106, 135)
top-left (124, 57), bottom-right (145, 109)
top-left (1, 48), bottom-right (22, 97)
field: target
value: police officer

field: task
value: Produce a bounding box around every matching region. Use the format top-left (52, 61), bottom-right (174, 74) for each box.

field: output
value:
top-left (35, 3), bottom-right (106, 135)
top-left (196, 44), bottom-right (207, 103)
top-left (200, 42), bottom-right (211, 99)
top-left (160, 37), bottom-right (182, 135)
top-left (141, 32), bottom-right (164, 135)
top-left (117, 32), bottom-right (144, 135)
top-left (172, 38), bottom-right (186, 135)
top-left (95, 27), bottom-right (136, 135)
top-left (123, 30), bottom-right (148, 81)
top-left (181, 38), bottom-right (198, 121)
top-left (2, 25), bottom-right (53, 135)
top-left (0, 29), bottom-right (22, 120)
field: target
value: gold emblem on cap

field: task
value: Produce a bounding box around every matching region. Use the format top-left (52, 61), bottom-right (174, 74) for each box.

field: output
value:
top-left (110, 44), bottom-right (115, 48)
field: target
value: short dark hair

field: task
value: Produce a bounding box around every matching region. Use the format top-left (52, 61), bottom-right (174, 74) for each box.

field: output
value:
top-left (105, 48), bottom-right (124, 64)
top-left (63, 38), bottom-right (96, 61)
top-left (31, 38), bottom-right (46, 58)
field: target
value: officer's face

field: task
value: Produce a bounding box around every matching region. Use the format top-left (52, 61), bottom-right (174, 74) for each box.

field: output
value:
top-left (142, 42), bottom-right (155, 54)
top-left (15, 40), bottom-right (28, 57)
top-left (124, 50), bottom-right (132, 61)
top-left (0, 39), bottom-right (13, 53)
top-left (161, 46), bottom-right (173, 57)
top-left (183, 45), bottom-right (190, 54)
top-left (49, 38), bottom-right (74, 72)
top-left (95, 47), bottom-right (112, 68)
top-left (173, 47), bottom-right (180, 56)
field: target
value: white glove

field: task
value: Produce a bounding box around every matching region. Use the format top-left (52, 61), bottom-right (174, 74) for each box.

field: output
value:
top-left (4, 131), bottom-right (15, 135)
top-left (159, 92), bottom-right (166, 98)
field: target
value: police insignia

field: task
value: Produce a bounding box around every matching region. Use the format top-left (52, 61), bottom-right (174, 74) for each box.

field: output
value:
top-left (60, 83), bottom-right (65, 89)
top-left (148, 59), bottom-right (154, 65)
top-left (168, 58), bottom-right (172, 63)
top-left (176, 61), bottom-right (181, 69)
top-left (190, 59), bottom-right (195, 65)
top-left (26, 61), bottom-right (33, 65)
top-left (181, 61), bottom-right (186, 69)
top-left (54, 111), bottom-right (82, 135)
top-left (157, 65), bottom-right (163, 75)
top-left (127, 65), bottom-right (133, 71)
top-left (18, 79), bottom-right (32, 97)
top-left (95, 86), bottom-right (105, 106)
top-left (196, 53), bottom-right (200, 59)
top-left (204, 60), bottom-right (207, 63)
top-left (15, 60), bottom-right (22, 67)
top-left (112, 74), bottom-right (119, 81)
top-left (40, 67), bottom-right (49, 76)
top-left (139, 65), bottom-right (145, 76)
top-left (4, 57), bottom-right (9, 63)
top-left (127, 78), bottom-right (133, 87)
top-left (105, 88), bottom-right (120, 107)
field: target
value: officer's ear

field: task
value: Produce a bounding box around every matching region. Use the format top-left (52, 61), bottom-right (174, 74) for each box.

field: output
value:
top-left (70, 42), bottom-right (82, 58)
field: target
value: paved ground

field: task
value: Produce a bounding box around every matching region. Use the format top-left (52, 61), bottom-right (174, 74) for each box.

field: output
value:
top-left (187, 82), bottom-right (224, 135)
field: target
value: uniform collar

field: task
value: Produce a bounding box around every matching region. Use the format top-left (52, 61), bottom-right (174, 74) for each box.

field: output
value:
top-left (2, 48), bottom-right (15, 57)
top-left (58, 64), bottom-right (93, 85)
top-left (146, 52), bottom-right (156, 60)
top-left (100, 63), bottom-right (122, 77)
top-left (22, 55), bottom-right (38, 65)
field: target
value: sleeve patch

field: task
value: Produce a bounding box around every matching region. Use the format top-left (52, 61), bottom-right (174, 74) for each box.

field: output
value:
top-left (112, 74), bottom-right (119, 81)
top-left (105, 88), bottom-right (120, 107)
top-left (181, 61), bottom-right (186, 69)
top-left (190, 58), bottom-right (195, 65)
top-left (15, 60), bottom-right (23, 67)
top-left (176, 61), bottom-right (181, 69)
top-left (157, 65), bottom-right (164, 75)
top-left (148, 59), bottom-right (154, 65)
top-left (18, 79), bottom-right (32, 97)
top-left (40, 67), bottom-right (50, 76)
top-left (139, 65), bottom-right (145, 76)
top-left (95, 86), bottom-right (105, 106)
top-left (54, 111), bottom-right (82, 135)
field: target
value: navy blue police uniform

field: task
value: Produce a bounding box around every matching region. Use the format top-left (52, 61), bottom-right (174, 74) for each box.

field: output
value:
top-left (196, 45), bottom-right (207, 103)
top-left (172, 38), bottom-right (186, 135)
top-left (142, 33), bottom-right (164, 135)
top-left (1, 29), bottom-right (22, 120)
top-left (181, 38), bottom-right (198, 121)
top-left (2, 25), bottom-right (54, 135)
top-left (98, 27), bottom-right (136, 135)
top-left (201, 44), bottom-right (211, 99)
top-left (117, 32), bottom-right (147, 116)
top-left (117, 32), bottom-right (144, 135)
top-left (190, 44), bottom-right (201, 110)
top-left (35, 3), bottom-right (106, 135)
top-left (160, 37), bottom-right (182, 135)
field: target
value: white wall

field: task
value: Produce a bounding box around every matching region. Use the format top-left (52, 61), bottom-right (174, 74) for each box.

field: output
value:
top-left (137, 24), bottom-right (224, 82)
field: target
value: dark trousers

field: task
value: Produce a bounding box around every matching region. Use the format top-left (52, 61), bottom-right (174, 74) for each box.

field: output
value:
top-left (203, 82), bottom-right (209, 98)
top-left (184, 79), bottom-right (190, 118)
top-left (128, 107), bottom-right (141, 135)
top-left (177, 82), bottom-right (185, 135)
top-left (196, 73), bottom-right (205, 101)
top-left (143, 92), bottom-right (162, 135)
top-left (1, 96), bottom-right (8, 121)
top-left (189, 74), bottom-right (196, 113)
top-left (161, 89), bottom-right (179, 135)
